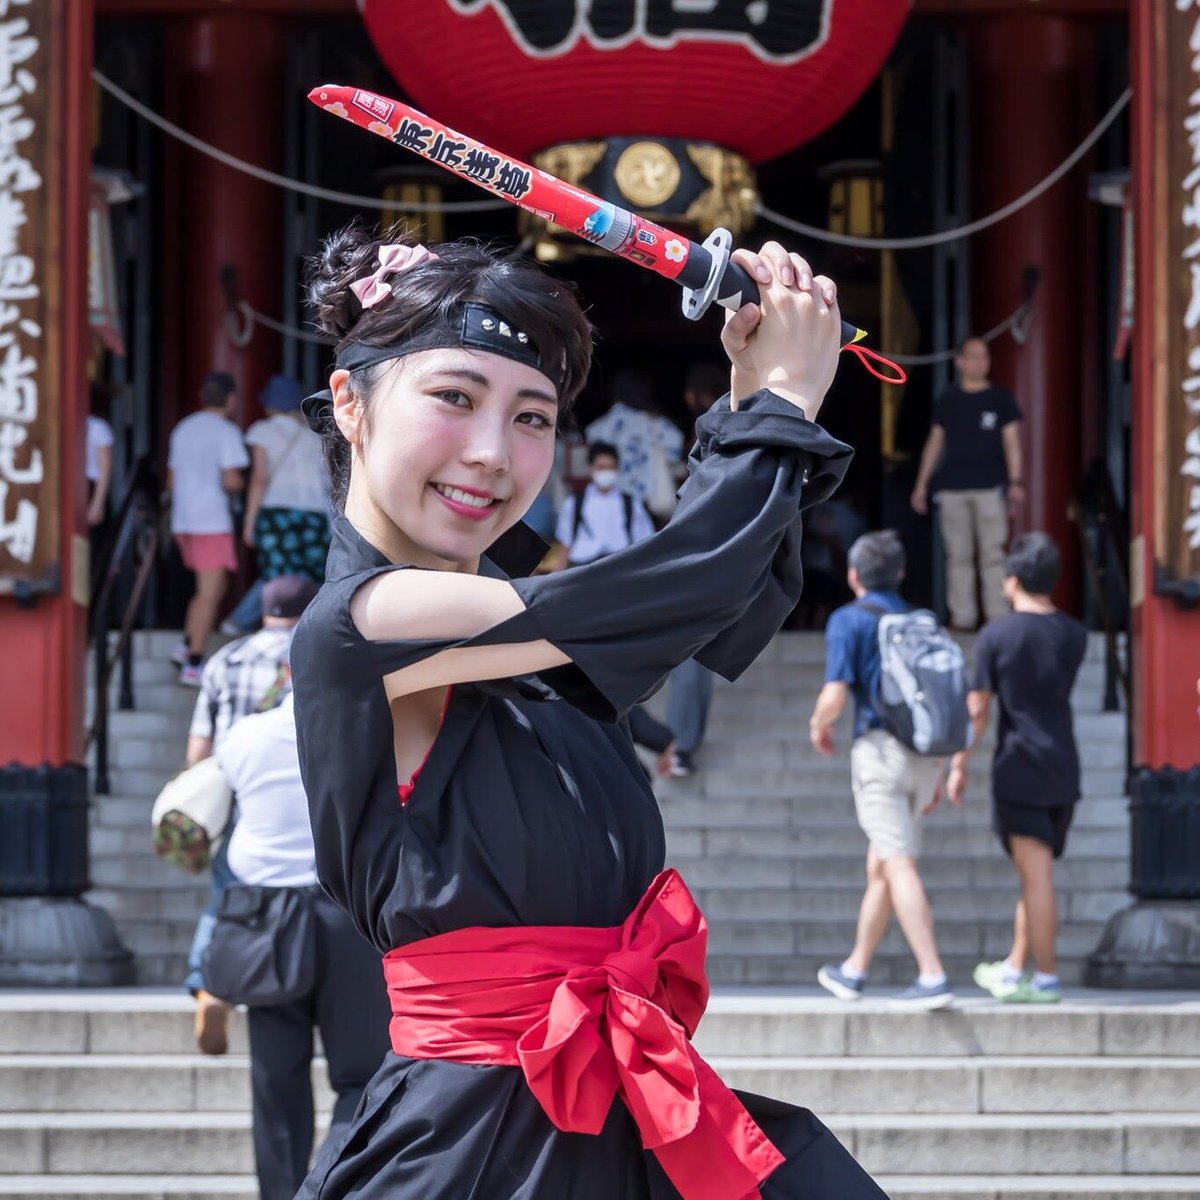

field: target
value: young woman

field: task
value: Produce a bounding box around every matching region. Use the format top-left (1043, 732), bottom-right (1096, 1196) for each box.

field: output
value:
top-left (291, 227), bottom-right (882, 1199)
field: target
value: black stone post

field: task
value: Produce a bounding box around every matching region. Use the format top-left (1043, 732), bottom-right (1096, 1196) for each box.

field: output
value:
top-left (1085, 766), bottom-right (1200, 988)
top-left (0, 763), bottom-right (134, 986)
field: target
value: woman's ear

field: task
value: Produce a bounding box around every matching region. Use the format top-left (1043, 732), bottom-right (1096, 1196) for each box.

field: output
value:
top-left (330, 369), bottom-right (361, 446)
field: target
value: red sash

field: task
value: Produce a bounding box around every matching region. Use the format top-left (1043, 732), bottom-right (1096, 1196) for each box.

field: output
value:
top-left (381, 868), bottom-right (784, 1200)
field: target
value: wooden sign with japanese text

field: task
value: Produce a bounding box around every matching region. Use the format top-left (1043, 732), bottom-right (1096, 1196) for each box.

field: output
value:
top-left (1160, 0), bottom-right (1200, 584)
top-left (0, 0), bottom-right (61, 593)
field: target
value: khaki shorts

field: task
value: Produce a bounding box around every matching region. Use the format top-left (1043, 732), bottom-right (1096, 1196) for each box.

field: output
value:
top-left (850, 729), bottom-right (943, 860)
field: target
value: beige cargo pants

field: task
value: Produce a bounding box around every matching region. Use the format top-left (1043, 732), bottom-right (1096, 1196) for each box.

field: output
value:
top-left (937, 487), bottom-right (1009, 629)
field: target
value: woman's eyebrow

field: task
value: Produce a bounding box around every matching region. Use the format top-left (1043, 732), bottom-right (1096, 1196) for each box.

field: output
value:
top-left (420, 366), bottom-right (556, 406)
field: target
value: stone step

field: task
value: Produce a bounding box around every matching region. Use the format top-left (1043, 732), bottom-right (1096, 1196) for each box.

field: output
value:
top-left (656, 795), bottom-right (1131, 831)
top-left (662, 855), bottom-right (1129, 893)
top-left (666, 826), bottom-right (1126, 860)
top-left (702, 917), bottom-right (1108, 959)
top-left (0, 1177), bottom-right (1192, 1200)
top-left (6, 993), bottom-right (1196, 1061)
top-left (1, 1111), bottom-right (1194, 1177)
top-left (691, 996), bottom-right (1200, 1059)
top-left (707, 954), bottom-right (1098, 986)
top-left (2, 1054), bottom-right (1195, 1116)
top-left (0, 1179), bottom-right (257, 1199)
top-left (692, 885), bottom-right (1131, 924)
top-left (825, 1112), bottom-right (1200, 1177)
top-left (877, 1178), bottom-right (1200, 1200)
top-left (665, 854), bottom-right (1128, 895)
top-left (692, 766), bottom-right (1129, 801)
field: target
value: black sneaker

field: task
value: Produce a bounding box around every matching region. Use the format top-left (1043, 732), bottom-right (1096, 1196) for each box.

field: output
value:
top-left (669, 751), bottom-right (694, 778)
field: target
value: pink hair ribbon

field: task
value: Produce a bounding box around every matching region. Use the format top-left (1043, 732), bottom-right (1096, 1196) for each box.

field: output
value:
top-left (350, 243), bottom-right (439, 309)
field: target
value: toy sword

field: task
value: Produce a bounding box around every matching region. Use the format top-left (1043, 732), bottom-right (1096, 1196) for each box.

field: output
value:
top-left (308, 85), bottom-right (904, 381)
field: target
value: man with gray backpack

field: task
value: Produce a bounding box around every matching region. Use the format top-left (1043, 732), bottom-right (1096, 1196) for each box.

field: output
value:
top-left (809, 530), bottom-right (970, 1008)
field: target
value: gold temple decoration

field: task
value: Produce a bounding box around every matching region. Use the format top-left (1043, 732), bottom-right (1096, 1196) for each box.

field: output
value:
top-left (614, 141), bottom-right (682, 208)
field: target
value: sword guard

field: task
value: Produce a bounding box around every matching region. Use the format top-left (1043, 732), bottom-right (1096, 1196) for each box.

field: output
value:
top-left (681, 228), bottom-right (746, 321)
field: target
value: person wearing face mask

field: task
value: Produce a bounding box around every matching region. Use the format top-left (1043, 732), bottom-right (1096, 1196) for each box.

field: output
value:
top-left (553, 441), bottom-right (655, 567)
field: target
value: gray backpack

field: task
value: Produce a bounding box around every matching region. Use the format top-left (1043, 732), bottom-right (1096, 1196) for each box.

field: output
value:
top-left (857, 603), bottom-right (971, 756)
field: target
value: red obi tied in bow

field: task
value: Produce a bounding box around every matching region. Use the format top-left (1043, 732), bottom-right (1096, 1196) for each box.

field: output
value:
top-left (382, 869), bottom-right (784, 1200)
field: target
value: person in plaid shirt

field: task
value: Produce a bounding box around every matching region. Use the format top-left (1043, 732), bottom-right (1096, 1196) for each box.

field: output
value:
top-left (182, 575), bottom-right (319, 1054)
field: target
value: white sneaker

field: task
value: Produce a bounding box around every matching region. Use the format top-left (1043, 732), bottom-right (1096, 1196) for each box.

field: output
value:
top-left (218, 620), bottom-right (241, 636)
top-left (170, 640), bottom-right (190, 667)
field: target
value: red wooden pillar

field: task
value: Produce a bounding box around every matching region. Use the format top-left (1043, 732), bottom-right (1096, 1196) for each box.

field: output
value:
top-left (162, 13), bottom-right (284, 431)
top-left (969, 15), bottom-right (1084, 612)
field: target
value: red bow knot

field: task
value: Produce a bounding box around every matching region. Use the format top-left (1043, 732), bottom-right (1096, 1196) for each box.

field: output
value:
top-left (383, 869), bottom-right (784, 1200)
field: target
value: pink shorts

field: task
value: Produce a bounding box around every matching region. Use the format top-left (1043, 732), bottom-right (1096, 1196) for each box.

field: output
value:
top-left (176, 532), bottom-right (237, 573)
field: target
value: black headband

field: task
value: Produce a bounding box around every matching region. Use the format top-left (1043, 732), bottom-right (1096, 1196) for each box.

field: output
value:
top-left (302, 301), bottom-right (563, 430)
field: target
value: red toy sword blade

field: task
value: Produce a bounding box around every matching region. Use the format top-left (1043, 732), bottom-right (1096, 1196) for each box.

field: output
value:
top-left (307, 84), bottom-right (904, 381)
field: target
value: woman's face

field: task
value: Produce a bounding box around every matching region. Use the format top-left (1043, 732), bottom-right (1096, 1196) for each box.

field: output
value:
top-left (335, 347), bottom-right (559, 569)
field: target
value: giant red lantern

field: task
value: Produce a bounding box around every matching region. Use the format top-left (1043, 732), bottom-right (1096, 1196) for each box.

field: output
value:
top-left (362, 1), bottom-right (911, 166)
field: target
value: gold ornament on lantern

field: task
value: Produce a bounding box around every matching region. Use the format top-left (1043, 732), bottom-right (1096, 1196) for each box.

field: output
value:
top-left (614, 141), bottom-right (682, 209)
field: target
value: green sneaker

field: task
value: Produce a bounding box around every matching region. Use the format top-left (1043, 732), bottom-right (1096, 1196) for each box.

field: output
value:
top-left (973, 960), bottom-right (1021, 999)
top-left (1001, 978), bottom-right (1062, 1004)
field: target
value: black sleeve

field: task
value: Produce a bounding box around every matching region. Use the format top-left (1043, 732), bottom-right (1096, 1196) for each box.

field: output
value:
top-left (627, 705), bottom-right (675, 753)
top-left (931, 391), bottom-right (948, 428)
top-left (306, 389), bottom-right (851, 722)
top-left (972, 625), bottom-right (997, 693)
top-left (998, 388), bottom-right (1021, 425)
top-left (488, 389), bottom-right (852, 719)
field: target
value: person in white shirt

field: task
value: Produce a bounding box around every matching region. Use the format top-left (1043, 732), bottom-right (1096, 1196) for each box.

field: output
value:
top-left (585, 369), bottom-right (684, 522)
top-left (167, 371), bottom-right (250, 684)
top-left (85, 382), bottom-right (114, 529)
top-left (215, 694), bottom-right (390, 1200)
top-left (555, 441), bottom-right (655, 567)
top-left (243, 373), bottom-right (332, 581)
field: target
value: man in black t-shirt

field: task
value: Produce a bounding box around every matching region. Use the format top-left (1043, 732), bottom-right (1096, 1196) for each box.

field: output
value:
top-left (911, 338), bottom-right (1023, 630)
top-left (947, 533), bottom-right (1087, 1004)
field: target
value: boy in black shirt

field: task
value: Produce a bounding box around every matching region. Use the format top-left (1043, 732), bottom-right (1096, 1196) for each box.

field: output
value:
top-left (947, 533), bottom-right (1087, 1003)
top-left (910, 337), bottom-right (1023, 630)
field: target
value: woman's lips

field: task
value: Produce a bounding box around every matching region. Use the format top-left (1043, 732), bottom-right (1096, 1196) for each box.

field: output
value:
top-left (430, 482), bottom-right (500, 521)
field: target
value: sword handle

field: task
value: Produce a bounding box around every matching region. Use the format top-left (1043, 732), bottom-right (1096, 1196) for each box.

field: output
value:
top-left (718, 260), bottom-right (862, 348)
top-left (683, 230), bottom-right (860, 347)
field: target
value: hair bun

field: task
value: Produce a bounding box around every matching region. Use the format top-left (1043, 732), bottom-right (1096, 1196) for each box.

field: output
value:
top-left (306, 223), bottom-right (388, 341)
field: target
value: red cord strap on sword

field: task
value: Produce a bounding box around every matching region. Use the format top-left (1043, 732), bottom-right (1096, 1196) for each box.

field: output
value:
top-left (308, 85), bottom-right (907, 387)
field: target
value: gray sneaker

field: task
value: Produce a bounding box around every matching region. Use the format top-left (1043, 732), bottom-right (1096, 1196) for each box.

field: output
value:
top-left (890, 979), bottom-right (955, 1010)
top-left (817, 963), bottom-right (865, 1002)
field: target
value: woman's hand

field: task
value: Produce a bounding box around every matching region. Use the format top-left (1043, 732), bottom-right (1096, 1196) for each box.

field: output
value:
top-left (720, 242), bottom-right (841, 420)
top-left (243, 523), bottom-right (256, 549)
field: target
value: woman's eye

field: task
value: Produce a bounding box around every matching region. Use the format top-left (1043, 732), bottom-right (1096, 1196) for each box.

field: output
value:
top-left (517, 411), bottom-right (555, 431)
top-left (436, 389), bottom-right (471, 408)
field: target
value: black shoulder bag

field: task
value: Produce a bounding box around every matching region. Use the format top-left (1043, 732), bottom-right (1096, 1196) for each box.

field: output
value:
top-left (202, 884), bottom-right (319, 1007)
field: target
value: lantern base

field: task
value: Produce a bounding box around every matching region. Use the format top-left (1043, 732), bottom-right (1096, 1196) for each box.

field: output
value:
top-left (1084, 900), bottom-right (1200, 989)
top-left (521, 138), bottom-right (756, 261)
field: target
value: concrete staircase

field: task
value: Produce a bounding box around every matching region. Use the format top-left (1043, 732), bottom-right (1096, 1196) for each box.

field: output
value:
top-left (0, 989), bottom-right (1197, 1199)
top-left (86, 631), bottom-right (1129, 988)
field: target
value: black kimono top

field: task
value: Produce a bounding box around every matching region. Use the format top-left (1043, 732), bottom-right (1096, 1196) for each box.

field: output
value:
top-left (290, 391), bottom-right (882, 1200)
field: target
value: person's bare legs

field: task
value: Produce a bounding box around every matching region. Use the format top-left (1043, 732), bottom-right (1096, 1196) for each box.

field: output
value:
top-left (1008, 899), bottom-right (1029, 973)
top-left (185, 567), bottom-right (228, 660)
top-left (883, 855), bottom-right (945, 979)
top-left (844, 848), bottom-right (893, 975)
top-left (1010, 835), bottom-right (1057, 976)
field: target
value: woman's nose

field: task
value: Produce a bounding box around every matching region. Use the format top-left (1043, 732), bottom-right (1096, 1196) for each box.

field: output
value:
top-left (462, 418), bottom-right (510, 473)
